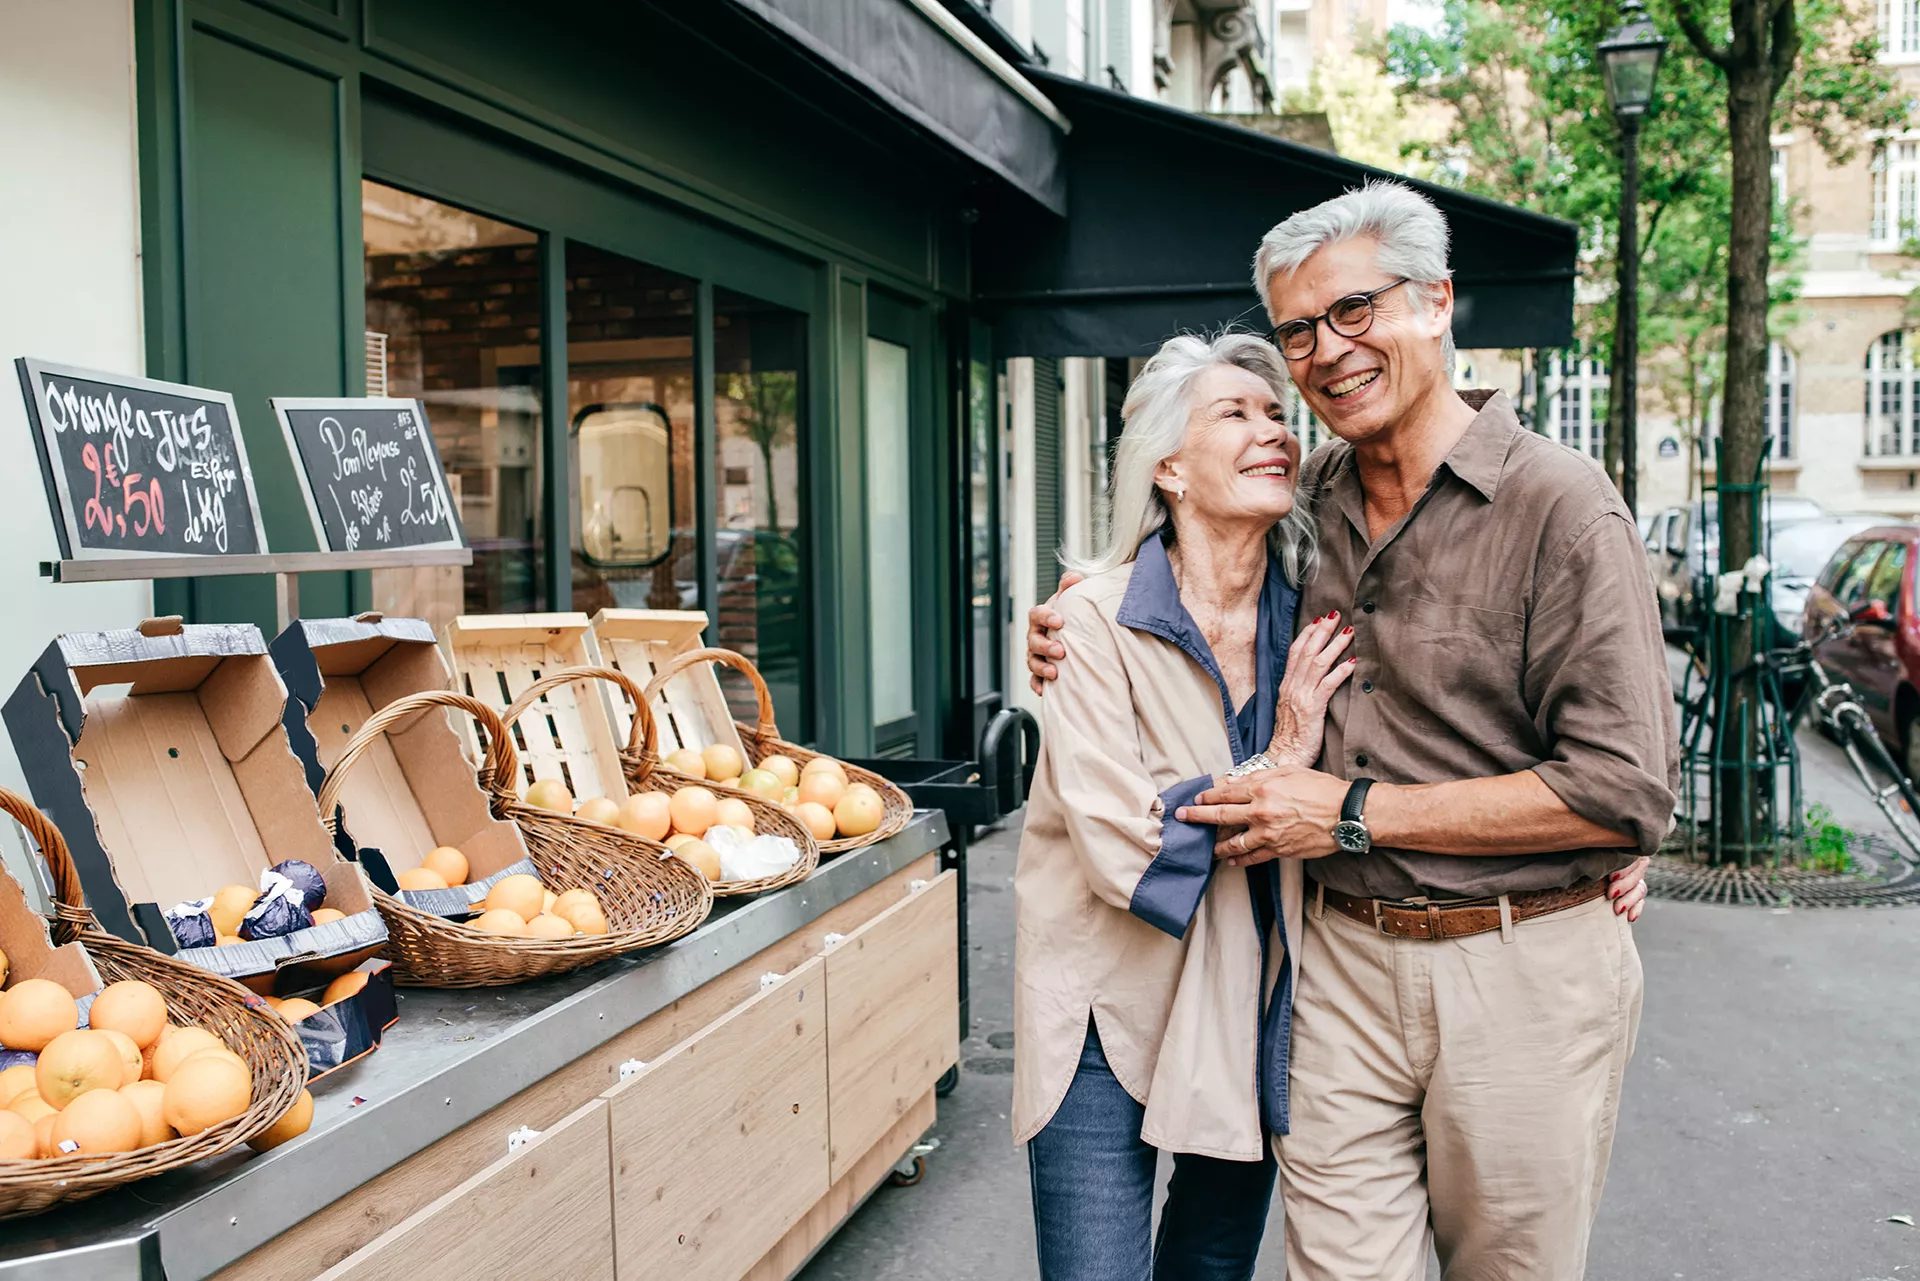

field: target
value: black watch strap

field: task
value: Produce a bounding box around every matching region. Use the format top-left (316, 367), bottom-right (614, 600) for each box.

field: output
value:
top-left (1342, 778), bottom-right (1375, 824)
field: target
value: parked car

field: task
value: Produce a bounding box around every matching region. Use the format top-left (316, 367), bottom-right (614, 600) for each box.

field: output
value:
top-left (1801, 524), bottom-right (1920, 777)
top-left (1645, 495), bottom-right (1828, 635)
top-left (1770, 514), bottom-right (1905, 643)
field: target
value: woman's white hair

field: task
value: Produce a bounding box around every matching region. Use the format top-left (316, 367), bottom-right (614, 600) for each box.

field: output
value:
top-left (1063, 331), bottom-right (1318, 585)
top-left (1251, 179), bottom-right (1457, 374)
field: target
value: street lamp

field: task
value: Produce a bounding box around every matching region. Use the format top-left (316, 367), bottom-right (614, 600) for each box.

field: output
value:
top-left (1598, 0), bottom-right (1666, 519)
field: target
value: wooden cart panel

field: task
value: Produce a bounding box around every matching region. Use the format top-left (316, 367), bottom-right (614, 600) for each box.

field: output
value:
top-left (313, 1099), bottom-right (614, 1281)
top-left (607, 953), bottom-right (830, 1281)
top-left (590, 608), bottom-right (745, 760)
top-left (824, 870), bottom-right (960, 1183)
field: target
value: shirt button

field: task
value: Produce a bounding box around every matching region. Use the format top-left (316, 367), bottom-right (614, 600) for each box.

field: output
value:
top-left (1356, 752), bottom-right (1370, 767)
top-left (1361, 600), bottom-right (1376, 614)
top-left (1361, 680), bottom-right (1374, 693)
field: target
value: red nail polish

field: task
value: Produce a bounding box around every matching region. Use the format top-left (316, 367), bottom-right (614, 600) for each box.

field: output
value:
top-left (1329, 610), bottom-right (1340, 620)
top-left (1342, 625), bottom-right (1354, 635)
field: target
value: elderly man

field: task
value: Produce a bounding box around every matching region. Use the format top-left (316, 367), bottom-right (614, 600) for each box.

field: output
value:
top-left (1026, 180), bottom-right (1675, 1280)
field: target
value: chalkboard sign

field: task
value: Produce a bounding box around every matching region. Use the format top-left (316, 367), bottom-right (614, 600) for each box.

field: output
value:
top-left (272, 398), bottom-right (464, 554)
top-left (15, 358), bottom-right (268, 560)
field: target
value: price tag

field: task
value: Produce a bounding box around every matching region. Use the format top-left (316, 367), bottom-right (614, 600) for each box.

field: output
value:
top-left (271, 398), bottom-right (463, 554)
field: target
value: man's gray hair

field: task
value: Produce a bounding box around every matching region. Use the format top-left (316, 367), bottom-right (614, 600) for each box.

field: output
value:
top-left (1252, 179), bottom-right (1457, 374)
top-left (1062, 331), bottom-right (1318, 585)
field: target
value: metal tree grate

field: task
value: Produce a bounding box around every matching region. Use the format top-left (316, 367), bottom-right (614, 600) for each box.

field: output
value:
top-left (1649, 833), bottom-right (1920, 907)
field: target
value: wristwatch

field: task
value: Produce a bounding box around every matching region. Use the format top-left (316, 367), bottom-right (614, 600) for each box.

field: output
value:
top-left (1225, 753), bottom-right (1278, 780)
top-left (1331, 778), bottom-right (1375, 854)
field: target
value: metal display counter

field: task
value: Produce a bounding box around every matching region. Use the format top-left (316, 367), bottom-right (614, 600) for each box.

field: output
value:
top-left (0, 812), bottom-right (953, 1281)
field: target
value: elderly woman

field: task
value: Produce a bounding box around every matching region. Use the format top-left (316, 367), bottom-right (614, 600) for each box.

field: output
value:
top-left (1015, 332), bottom-right (1350, 1280)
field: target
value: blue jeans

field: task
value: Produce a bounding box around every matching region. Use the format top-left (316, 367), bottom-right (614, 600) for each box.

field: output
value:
top-left (1027, 1020), bottom-right (1277, 1281)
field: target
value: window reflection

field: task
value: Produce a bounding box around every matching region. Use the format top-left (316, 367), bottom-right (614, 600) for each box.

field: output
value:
top-left (362, 180), bottom-right (543, 625)
top-left (715, 289), bottom-right (809, 740)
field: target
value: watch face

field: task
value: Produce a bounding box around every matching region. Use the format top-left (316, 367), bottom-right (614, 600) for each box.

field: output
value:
top-left (1332, 821), bottom-right (1371, 854)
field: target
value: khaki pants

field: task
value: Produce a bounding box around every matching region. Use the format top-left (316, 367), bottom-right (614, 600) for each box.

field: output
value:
top-left (1278, 891), bottom-right (1643, 1281)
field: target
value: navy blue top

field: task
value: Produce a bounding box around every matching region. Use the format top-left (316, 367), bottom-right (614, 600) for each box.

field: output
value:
top-left (1112, 529), bottom-right (1300, 1138)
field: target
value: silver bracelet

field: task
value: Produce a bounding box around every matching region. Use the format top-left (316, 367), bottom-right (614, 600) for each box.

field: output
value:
top-left (1225, 752), bottom-right (1278, 779)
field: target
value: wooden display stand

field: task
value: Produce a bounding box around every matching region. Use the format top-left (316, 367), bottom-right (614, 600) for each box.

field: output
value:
top-left (216, 855), bottom-right (960, 1281)
top-left (590, 609), bottom-right (742, 757)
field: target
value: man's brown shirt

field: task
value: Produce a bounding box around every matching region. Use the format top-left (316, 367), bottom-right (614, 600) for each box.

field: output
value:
top-left (1297, 390), bottom-right (1678, 900)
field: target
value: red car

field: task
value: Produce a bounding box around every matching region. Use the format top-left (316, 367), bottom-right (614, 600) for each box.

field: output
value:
top-left (1802, 524), bottom-right (1920, 776)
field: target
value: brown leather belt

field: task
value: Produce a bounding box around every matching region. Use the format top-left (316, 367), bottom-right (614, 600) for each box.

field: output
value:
top-left (1307, 877), bottom-right (1607, 941)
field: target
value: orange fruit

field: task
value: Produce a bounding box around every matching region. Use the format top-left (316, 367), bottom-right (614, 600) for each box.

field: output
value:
top-left (524, 913), bottom-right (576, 940)
top-left (311, 907), bottom-right (347, 925)
top-left (209, 885), bottom-right (257, 937)
top-left (162, 1054), bottom-right (252, 1135)
top-left (542, 889), bottom-right (558, 914)
top-left (8, 1093), bottom-right (53, 1125)
top-left (88, 980), bottom-right (169, 1049)
top-left (422, 846), bottom-right (469, 886)
top-left (0, 1064), bottom-right (37, 1108)
top-left (396, 867), bottom-right (449, 892)
top-left (32, 1112), bottom-right (56, 1158)
top-left (664, 748), bottom-right (707, 779)
top-left (800, 755), bottom-right (847, 782)
top-left (472, 909), bottom-right (526, 936)
top-left (701, 744), bottom-right (744, 782)
top-left (120, 1079), bottom-right (173, 1147)
top-left (575, 796), bottom-right (622, 826)
top-left (673, 840), bottom-right (721, 881)
top-left (793, 801), bottom-right (837, 842)
top-left (550, 889), bottom-right (608, 935)
top-left (484, 874), bottom-right (544, 922)
top-left (738, 769), bottom-right (785, 801)
top-left (322, 971), bottom-right (369, 1006)
top-left (98, 1029), bottom-right (144, 1087)
top-left (248, 1087), bottom-right (314, 1152)
top-left (51, 1087), bottom-right (142, 1156)
top-left (833, 790), bottom-right (884, 838)
top-left (523, 778), bottom-right (573, 812)
top-left (0, 979), bottom-right (78, 1051)
top-left (182, 1047), bottom-right (249, 1077)
top-left (714, 798), bottom-right (756, 832)
top-left (0, 1108), bottom-right (34, 1160)
top-left (141, 1027), bottom-right (181, 1080)
top-left (797, 771), bottom-right (846, 811)
top-left (668, 787), bottom-right (718, 837)
top-left (760, 754), bottom-right (801, 788)
top-left (151, 1027), bottom-right (223, 1084)
top-left (664, 833), bottom-right (694, 851)
top-left (615, 793), bottom-right (673, 842)
top-left (275, 1000), bottom-right (320, 1024)
top-left (37, 1030), bottom-right (126, 1107)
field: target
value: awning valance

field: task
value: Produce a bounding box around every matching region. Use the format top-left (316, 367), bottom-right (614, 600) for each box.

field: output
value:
top-left (975, 69), bottom-right (1578, 357)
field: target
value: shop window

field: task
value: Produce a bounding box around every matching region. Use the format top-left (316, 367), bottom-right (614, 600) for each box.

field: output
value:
top-left (867, 338), bottom-right (916, 738)
top-left (565, 243), bottom-right (697, 616)
top-left (1866, 330), bottom-right (1920, 456)
top-left (714, 288), bottom-right (810, 740)
top-left (363, 180), bottom-right (543, 627)
top-left (969, 356), bottom-right (999, 700)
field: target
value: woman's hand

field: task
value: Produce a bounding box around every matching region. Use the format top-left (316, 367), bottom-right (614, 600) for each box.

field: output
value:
top-left (1608, 856), bottom-right (1650, 922)
top-left (1268, 612), bottom-right (1356, 767)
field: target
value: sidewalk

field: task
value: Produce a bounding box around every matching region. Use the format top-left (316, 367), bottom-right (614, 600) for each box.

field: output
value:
top-left (801, 742), bottom-right (1920, 1279)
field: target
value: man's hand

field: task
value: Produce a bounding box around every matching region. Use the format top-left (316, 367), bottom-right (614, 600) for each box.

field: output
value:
top-left (1608, 856), bottom-right (1650, 922)
top-left (1178, 765), bottom-right (1347, 865)
top-left (1026, 572), bottom-right (1085, 694)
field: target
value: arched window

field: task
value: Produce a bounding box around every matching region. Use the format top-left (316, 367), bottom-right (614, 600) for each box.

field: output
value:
top-left (1865, 331), bottom-right (1920, 457)
top-left (1546, 350), bottom-right (1608, 459)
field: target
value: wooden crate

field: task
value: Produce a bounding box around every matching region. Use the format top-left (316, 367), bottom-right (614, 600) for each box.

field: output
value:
top-left (824, 871), bottom-right (960, 1183)
top-left (312, 1099), bottom-right (614, 1281)
top-left (443, 613), bottom-right (627, 802)
top-left (590, 608), bottom-right (745, 760)
top-left (607, 954), bottom-right (830, 1281)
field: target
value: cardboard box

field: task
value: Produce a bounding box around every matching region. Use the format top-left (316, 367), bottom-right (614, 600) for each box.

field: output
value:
top-left (0, 846), bottom-right (103, 1023)
top-left (272, 615), bottom-right (535, 915)
top-left (275, 958), bottom-right (399, 1079)
top-left (3, 619), bottom-right (385, 994)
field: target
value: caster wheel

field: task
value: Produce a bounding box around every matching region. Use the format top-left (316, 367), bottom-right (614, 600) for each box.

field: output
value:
top-left (888, 1155), bottom-right (927, 1187)
top-left (935, 1065), bottom-right (959, 1097)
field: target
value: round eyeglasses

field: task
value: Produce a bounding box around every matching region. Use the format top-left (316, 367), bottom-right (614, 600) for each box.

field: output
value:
top-left (1266, 278), bottom-right (1411, 361)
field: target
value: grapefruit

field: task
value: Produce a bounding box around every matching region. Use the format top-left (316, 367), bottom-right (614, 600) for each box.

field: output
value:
top-left (833, 790), bottom-right (884, 838)
top-left (150, 1028), bottom-right (223, 1084)
top-left (0, 1109), bottom-right (34, 1160)
top-left (98, 1029), bottom-right (143, 1087)
top-left (800, 755), bottom-right (847, 783)
top-left (162, 1054), bottom-right (252, 1135)
top-left (615, 793), bottom-right (673, 842)
top-left (322, 971), bottom-right (369, 1007)
top-left (50, 1087), bottom-right (141, 1155)
top-left (311, 908), bottom-right (347, 926)
top-left (87, 980), bottom-right (169, 1049)
top-left (248, 1087), bottom-right (314, 1152)
top-left (575, 796), bottom-right (622, 826)
top-left (209, 884), bottom-right (257, 937)
top-left (550, 889), bottom-right (608, 935)
top-left (794, 801), bottom-right (837, 842)
top-left (0, 1063), bottom-right (37, 1108)
top-left (668, 787), bottom-right (718, 837)
top-left (524, 913), bottom-right (576, 940)
top-left (120, 1079), bottom-right (173, 1147)
top-left (396, 867), bottom-right (448, 892)
top-left (701, 744), bottom-right (744, 782)
top-left (523, 778), bottom-right (573, 813)
top-left (797, 771), bottom-right (846, 811)
top-left (673, 840), bottom-right (721, 881)
top-left (664, 748), bottom-right (707, 778)
top-left (37, 1030), bottom-right (125, 1107)
top-left (422, 846), bottom-right (469, 886)
top-left (472, 909), bottom-right (526, 936)
top-left (0, 979), bottom-right (78, 1051)
top-left (738, 769), bottom-right (784, 801)
top-left (8, 1093), bottom-right (53, 1125)
top-left (275, 999), bottom-right (320, 1024)
top-left (714, 798), bottom-right (755, 832)
top-left (32, 1112), bottom-right (56, 1158)
top-left (484, 874), bottom-right (545, 921)
top-left (760, 754), bottom-right (801, 788)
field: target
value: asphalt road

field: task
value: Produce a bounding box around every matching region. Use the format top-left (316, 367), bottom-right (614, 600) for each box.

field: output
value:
top-left (801, 731), bottom-right (1920, 1279)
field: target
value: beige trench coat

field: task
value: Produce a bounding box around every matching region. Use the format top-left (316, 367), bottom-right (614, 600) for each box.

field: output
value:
top-left (1012, 546), bottom-right (1304, 1162)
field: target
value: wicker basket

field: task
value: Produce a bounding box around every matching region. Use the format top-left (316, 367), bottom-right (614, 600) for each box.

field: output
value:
top-left (0, 788), bottom-right (309, 1219)
top-left (315, 691), bottom-right (711, 988)
top-left (501, 666), bottom-right (819, 897)
top-left (641, 648), bottom-right (913, 855)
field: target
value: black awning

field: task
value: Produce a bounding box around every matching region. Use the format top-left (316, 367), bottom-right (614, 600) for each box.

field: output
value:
top-left (722, 0), bottom-right (1068, 214)
top-left (975, 70), bottom-right (1577, 356)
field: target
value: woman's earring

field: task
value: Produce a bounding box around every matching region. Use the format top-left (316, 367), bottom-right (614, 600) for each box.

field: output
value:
top-left (1175, 487), bottom-right (1185, 503)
